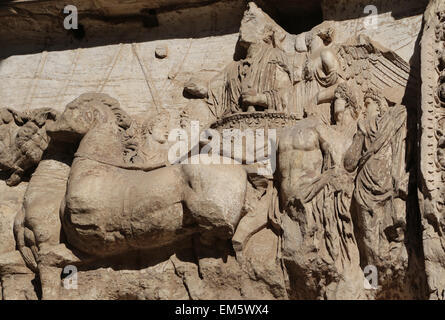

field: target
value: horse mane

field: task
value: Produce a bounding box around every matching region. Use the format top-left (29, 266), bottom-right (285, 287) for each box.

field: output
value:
top-left (104, 97), bottom-right (140, 163)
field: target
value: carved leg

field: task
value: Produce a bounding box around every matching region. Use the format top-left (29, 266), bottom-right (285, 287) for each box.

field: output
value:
top-left (6, 169), bottom-right (23, 187)
top-left (232, 186), bottom-right (270, 261)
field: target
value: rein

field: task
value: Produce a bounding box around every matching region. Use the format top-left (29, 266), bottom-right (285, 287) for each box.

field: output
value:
top-left (74, 151), bottom-right (168, 172)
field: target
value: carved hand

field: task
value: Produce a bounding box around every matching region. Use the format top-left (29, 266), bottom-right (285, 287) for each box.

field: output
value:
top-left (184, 78), bottom-right (208, 98)
top-left (241, 92), bottom-right (268, 108)
top-left (328, 168), bottom-right (345, 192)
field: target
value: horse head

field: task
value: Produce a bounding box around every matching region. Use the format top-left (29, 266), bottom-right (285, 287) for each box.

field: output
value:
top-left (47, 93), bottom-right (131, 143)
top-left (47, 92), bottom-right (140, 168)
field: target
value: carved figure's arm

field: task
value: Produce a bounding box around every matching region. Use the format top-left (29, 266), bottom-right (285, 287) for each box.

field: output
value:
top-left (320, 49), bottom-right (339, 77)
top-left (344, 130), bottom-right (365, 173)
top-left (298, 172), bottom-right (331, 203)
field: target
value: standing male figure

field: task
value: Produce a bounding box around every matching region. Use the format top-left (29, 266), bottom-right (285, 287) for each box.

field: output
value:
top-left (344, 88), bottom-right (408, 269)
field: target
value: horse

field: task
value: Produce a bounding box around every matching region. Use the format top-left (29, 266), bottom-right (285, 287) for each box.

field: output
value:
top-left (39, 93), bottom-right (248, 258)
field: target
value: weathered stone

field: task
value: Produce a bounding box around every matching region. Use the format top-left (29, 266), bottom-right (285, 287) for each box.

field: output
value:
top-left (0, 0), bottom-right (439, 300)
top-left (155, 46), bottom-right (168, 59)
top-left (419, 0), bottom-right (445, 300)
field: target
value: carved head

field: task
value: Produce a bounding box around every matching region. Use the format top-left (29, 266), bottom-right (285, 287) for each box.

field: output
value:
top-left (238, 2), bottom-right (286, 49)
top-left (143, 111), bottom-right (170, 144)
top-left (47, 93), bottom-right (129, 143)
top-left (305, 25), bottom-right (334, 52)
top-left (333, 83), bottom-right (360, 125)
top-left (364, 87), bottom-right (388, 118)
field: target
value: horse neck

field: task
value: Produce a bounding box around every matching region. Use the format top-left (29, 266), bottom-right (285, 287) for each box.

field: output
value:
top-left (76, 122), bottom-right (126, 164)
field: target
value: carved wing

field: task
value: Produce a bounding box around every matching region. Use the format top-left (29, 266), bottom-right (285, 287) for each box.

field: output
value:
top-left (336, 34), bottom-right (412, 104)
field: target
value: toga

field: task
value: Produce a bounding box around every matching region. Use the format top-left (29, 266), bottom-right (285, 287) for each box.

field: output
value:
top-left (352, 105), bottom-right (407, 213)
top-left (206, 46), bottom-right (294, 119)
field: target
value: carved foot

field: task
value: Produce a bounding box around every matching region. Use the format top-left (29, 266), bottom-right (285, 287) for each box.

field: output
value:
top-left (6, 172), bottom-right (22, 187)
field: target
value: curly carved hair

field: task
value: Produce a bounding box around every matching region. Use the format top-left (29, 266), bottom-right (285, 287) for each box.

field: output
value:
top-left (364, 87), bottom-right (389, 114)
top-left (101, 96), bottom-right (139, 162)
top-left (334, 82), bottom-right (360, 120)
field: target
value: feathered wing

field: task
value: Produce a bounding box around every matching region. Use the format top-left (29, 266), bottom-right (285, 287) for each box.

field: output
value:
top-left (336, 34), bottom-right (412, 104)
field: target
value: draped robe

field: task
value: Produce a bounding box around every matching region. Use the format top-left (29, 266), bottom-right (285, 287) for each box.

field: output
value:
top-left (353, 105), bottom-right (407, 213)
top-left (206, 46), bottom-right (294, 120)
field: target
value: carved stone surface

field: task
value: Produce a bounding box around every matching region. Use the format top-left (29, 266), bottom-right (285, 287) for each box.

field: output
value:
top-left (419, 0), bottom-right (445, 300)
top-left (0, 0), bottom-right (441, 300)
